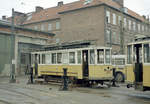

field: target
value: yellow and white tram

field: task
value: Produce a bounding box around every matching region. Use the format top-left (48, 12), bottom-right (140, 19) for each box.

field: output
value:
top-left (31, 46), bottom-right (113, 85)
top-left (126, 40), bottom-right (150, 91)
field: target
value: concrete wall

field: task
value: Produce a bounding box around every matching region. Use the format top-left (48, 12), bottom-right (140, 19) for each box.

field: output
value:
top-left (0, 33), bottom-right (11, 76)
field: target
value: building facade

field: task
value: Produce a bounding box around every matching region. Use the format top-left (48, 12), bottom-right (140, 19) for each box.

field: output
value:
top-left (0, 20), bottom-right (54, 76)
top-left (7, 0), bottom-right (150, 54)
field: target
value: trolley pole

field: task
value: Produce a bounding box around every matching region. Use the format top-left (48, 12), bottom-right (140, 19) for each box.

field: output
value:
top-left (10, 8), bottom-right (16, 83)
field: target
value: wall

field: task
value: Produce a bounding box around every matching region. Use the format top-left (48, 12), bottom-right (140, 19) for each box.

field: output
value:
top-left (0, 33), bottom-right (11, 76)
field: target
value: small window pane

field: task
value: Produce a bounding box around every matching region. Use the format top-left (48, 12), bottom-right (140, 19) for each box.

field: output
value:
top-left (56, 22), bottom-right (60, 29)
top-left (45, 54), bottom-right (51, 64)
top-left (52, 53), bottom-right (56, 64)
top-left (97, 49), bottom-right (104, 64)
top-left (42, 54), bottom-right (45, 64)
top-left (127, 45), bottom-right (132, 64)
top-left (144, 44), bottom-right (150, 63)
top-left (57, 53), bottom-right (62, 64)
top-left (69, 52), bottom-right (75, 64)
top-left (62, 53), bottom-right (68, 64)
top-left (105, 49), bottom-right (111, 64)
top-left (77, 51), bottom-right (81, 64)
top-left (90, 50), bottom-right (95, 64)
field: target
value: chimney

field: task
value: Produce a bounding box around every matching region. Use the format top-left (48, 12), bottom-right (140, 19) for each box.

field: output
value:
top-left (14, 11), bottom-right (26, 16)
top-left (35, 6), bottom-right (44, 12)
top-left (2, 16), bottom-right (6, 20)
top-left (57, 1), bottom-right (63, 6)
top-left (112, 0), bottom-right (124, 7)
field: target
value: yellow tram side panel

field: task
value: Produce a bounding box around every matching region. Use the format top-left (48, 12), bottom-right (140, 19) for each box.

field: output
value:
top-left (126, 65), bottom-right (135, 84)
top-left (89, 65), bottom-right (113, 80)
top-left (143, 65), bottom-right (150, 87)
top-left (38, 65), bottom-right (83, 79)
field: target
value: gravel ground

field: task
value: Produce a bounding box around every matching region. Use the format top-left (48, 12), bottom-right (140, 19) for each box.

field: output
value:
top-left (0, 76), bottom-right (150, 104)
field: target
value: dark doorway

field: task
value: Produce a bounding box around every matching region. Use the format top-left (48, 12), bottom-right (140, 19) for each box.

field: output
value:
top-left (82, 50), bottom-right (89, 77)
top-left (134, 44), bottom-right (143, 83)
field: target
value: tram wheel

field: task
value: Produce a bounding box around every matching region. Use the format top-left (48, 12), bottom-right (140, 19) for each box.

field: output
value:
top-left (115, 72), bottom-right (125, 82)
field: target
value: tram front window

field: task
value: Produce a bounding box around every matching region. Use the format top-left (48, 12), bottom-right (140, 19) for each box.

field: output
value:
top-left (57, 53), bottom-right (62, 64)
top-left (127, 45), bottom-right (132, 64)
top-left (69, 52), bottom-right (75, 64)
top-left (52, 53), bottom-right (56, 64)
top-left (144, 44), bottom-right (150, 63)
top-left (97, 49), bottom-right (104, 64)
top-left (90, 49), bottom-right (95, 64)
top-left (105, 49), bottom-right (111, 64)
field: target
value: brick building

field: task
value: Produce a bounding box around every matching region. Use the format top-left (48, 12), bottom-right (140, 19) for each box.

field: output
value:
top-left (6, 0), bottom-right (150, 54)
top-left (0, 20), bottom-right (54, 76)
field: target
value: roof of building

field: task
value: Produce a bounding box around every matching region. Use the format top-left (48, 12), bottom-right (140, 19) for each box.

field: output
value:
top-left (11, 0), bottom-right (147, 25)
top-left (0, 21), bottom-right (55, 36)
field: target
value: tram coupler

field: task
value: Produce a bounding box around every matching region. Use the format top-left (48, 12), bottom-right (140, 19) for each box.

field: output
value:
top-left (60, 68), bottom-right (68, 91)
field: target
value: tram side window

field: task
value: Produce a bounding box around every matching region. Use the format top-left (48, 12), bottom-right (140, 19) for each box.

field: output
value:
top-left (90, 50), bottom-right (95, 64)
top-left (144, 44), bottom-right (150, 63)
top-left (62, 53), bottom-right (68, 64)
top-left (69, 52), bottom-right (75, 64)
top-left (52, 53), bottom-right (56, 64)
top-left (42, 54), bottom-right (45, 64)
top-left (38, 54), bottom-right (40, 64)
top-left (127, 45), bottom-right (132, 64)
top-left (97, 49), bottom-right (104, 64)
top-left (57, 53), bottom-right (62, 64)
top-left (45, 54), bottom-right (51, 64)
top-left (77, 51), bottom-right (81, 64)
top-left (105, 49), bottom-right (111, 64)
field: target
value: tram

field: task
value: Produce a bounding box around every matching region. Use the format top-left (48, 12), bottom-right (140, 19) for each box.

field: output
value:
top-left (126, 40), bottom-right (150, 91)
top-left (112, 55), bottom-right (126, 82)
top-left (31, 46), bottom-right (113, 86)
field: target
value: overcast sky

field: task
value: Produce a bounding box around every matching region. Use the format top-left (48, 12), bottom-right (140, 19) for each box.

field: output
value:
top-left (0, 0), bottom-right (150, 18)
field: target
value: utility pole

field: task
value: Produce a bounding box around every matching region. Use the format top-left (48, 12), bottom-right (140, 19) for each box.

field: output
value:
top-left (120, 20), bottom-right (124, 54)
top-left (10, 8), bottom-right (16, 83)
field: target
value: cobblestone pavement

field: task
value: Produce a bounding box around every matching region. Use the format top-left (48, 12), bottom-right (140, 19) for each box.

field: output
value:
top-left (0, 76), bottom-right (150, 104)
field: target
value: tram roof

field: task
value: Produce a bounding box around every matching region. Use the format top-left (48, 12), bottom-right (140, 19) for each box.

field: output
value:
top-left (31, 46), bottom-right (112, 54)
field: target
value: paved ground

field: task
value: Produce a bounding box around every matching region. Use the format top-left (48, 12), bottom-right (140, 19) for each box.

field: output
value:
top-left (0, 76), bottom-right (150, 104)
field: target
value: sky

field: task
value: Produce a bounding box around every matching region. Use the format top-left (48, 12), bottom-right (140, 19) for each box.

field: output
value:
top-left (0, 0), bottom-right (150, 18)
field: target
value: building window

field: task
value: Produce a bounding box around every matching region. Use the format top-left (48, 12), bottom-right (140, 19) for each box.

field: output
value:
top-left (106, 11), bottom-right (110, 23)
top-left (124, 18), bottom-right (127, 28)
top-left (112, 31), bottom-right (116, 44)
top-left (113, 13), bottom-right (116, 25)
top-left (142, 25), bottom-right (144, 32)
top-left (56, 22), bottom-right (60, 29)
top-left (41, 24), bottom-right (45, 31)
top-left (128, 20), bottom-right (131, 30)
top-left (138, 24), bottom-right (141, 32)
top-left (106, 30), bottom-right (111, 43)
top-left (133, 22), bottom-right (136, 31)
top-left (34, 26), bottom-right (38, 30)
top-left (118, 16), bottom-right (121, 25)
top-left (48, 24), bottom-right (52, 31)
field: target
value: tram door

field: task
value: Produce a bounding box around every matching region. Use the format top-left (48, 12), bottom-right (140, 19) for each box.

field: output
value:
top-left (134, 44), bottom-right (143, 83)
top-left (82, 50), bottom-right (89, 77)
